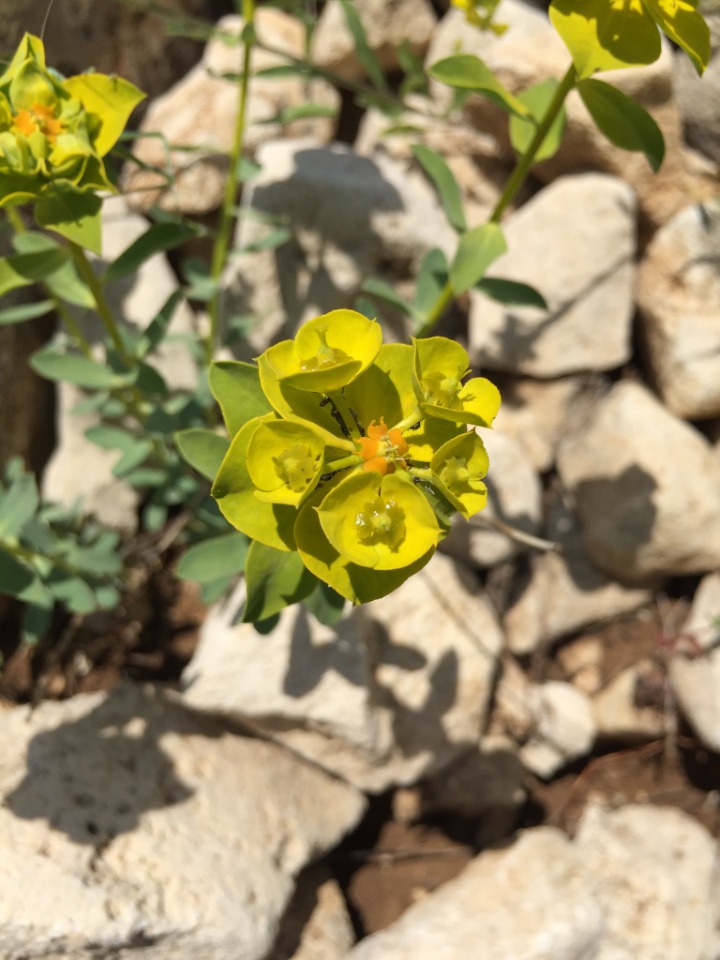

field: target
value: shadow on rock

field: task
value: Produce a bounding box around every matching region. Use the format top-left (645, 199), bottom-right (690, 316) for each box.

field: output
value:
top-left (5, 684), bottom-right (211, 845)
top-left (284, 605), bottom-right (427, 699)
top-left (572, 464), bottom-right (659, 580)
top-left (245, 148), bottom-right (405, 340)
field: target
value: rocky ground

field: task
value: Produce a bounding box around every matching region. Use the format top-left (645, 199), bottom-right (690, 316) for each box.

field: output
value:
top-left (2, 0), bottom-right (720, 957)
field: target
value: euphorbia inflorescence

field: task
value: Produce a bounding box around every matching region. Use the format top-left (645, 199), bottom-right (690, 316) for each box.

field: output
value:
top-left (212, 310), bottom-right (501, 604)
top-left (0, 34), bottom-right (144, 247)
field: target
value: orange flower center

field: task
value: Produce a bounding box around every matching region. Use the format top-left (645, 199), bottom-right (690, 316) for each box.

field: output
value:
top-left (357, 419), bottom-right (409, 476)
top-left (13, 102), bottom-right (63, 143)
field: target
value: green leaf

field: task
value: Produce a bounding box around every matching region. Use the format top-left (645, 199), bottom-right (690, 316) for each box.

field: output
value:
top-left (21, 601), bottom-right (53, 646)
top-left (111, 439), bottom-right (153, 478)
top-left (303, 579), bottom-right (346, 627)
top-left (413, 248), bottom-right (450, 327)
top-left (175, 428), bottom-right (229, 481)
top-left (84, 424), bottom-right (139, 451)
top-left (0, 299), bottom-right (54, 325)
top-left (136, 290), bottom-right (184, 358)
top-left (103, 221), bottom-right (202, 285)
top-left (34, 183), bottom-right (104, 255)
top-left (0, 547), bottom-right (36, 598)
top-left (209, 360), bottom-right (273, 436)
top-left (46, 570), bottom-right (97, 614)
top-left (176, 532), bottom-right (249, 583)
top-left (200, 576), bottom-right (235, 604)
top-left (449, 223), bottom-right (507, 296)
top-left (264, 103), bottom-right (337, 125)
top-left (243, 541), bottom-right (315, 624)
top-left (360, 277), bottom-right (414, 317)
top-left (0, 251), bottom-right (67, 298)
top-left (411, 144), bottom-right (467, 233)
top-left (9, 231), bottom-right (94, 307)
top-left (338, 0), bottom-right (388, 93)
top-left (30, 347), bottom-right (129, 389)
top-left (427, 54), bottom-right (530, 119)
top-left (509, 79), bottom-right (567, 163)
top-left (0, 472), bottom-right (39, 539)
top-left (549, 0), bottom-right (661, 79)
top-left (63, 73), bottom-right (146, 157)
top-left (475, 277), bottom-right (547, 309)
top-left (642, 0), bottom-right (710, 76)
top-left (577, 78), bottom-right (665, 172)
top-left (236, 227), bottom-right (293, 255)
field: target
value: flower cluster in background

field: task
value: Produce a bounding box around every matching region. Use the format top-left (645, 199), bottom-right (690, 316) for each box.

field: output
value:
top-left (212, 310), bottom-right (501, 604)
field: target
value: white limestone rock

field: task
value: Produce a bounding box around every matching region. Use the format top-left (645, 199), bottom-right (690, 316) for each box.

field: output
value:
top-left (670, 645), bottom-right (720, 753)
top-left (557, 380), bottom-right (720, 580)
top-left (344, 826), bottom-right (604, 960)
top-left (221, 138), bottom-right (455, 357)
top-left (312, 0), bottom-right (437, 81)
top-left (518, 680), bottom-right (596, 779)
top-left (123, 11), bottom-right (339, 214)
top-left (503, 497), bottom-right (652, 655)
top-left (492, 374), bottom-right (592, 472)
top-left (182, 552), bottom-right (503, 792)
top-left (343, 803), bottom-right (720, 960)
top-left (468, 174), bottom-right (636, 377)
top-left (0, 683), bottom-right (366, 960)
top-left (638, 201), bottom-right (720, 419)
top-left (592, 660), bottom-right (666, 741)
top-left (681, 570), bottom-right (720, 651)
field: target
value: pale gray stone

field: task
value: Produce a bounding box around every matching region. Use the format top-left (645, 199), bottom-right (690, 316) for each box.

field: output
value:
top-left (592, 660), bottom-right (665, 741)
top-left (492, 375), bottom-right (591, 472)
top-left (638, 201), bottom-right (720, 419)
top-left (504, 497), bottom-right (652, 654)
top-left (674, 11), bottom-right (720, 165)
top-left (344, 826), bottom-right (604, 960)
top-left (468, 174), bottom-right (636, 377)
top-left (222, 139), bottom-right (455, 357)
top-left (182, 552), bottom-right (503, 792)
top-left (518, 681), bottom-right (596, 779)
top-left (124, 12), bottom-right (339, 214)
top-left (682, 570), bottom-right (720, 651)
top-left (266, 867), bottom-right (355, 960)
top-left (0, 683), bottom-right (365, 960)
top-left (670, 645), bottom-right (720, 753)
top-left (313, 0), bottom-right (437, 81)
top-left (440, 428), bottom-right (542, 568)
top-left (343, 802), bottom-right (720, 960)
top-left (575, 804), bottom-right (720, 960)
top-left (557, 380), bottom-right (720, 579)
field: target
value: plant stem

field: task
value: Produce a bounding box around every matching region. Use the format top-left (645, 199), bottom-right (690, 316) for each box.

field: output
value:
top-left (68, 241), bottom-right (129, 362)
top-left (206, 0), bottom-right (256, 363)
top-left (325, 453), bottom-right (361, 473)
top-left (489, 64), bottom-right (577, 224)
top-left (416, 63), bottom-right (577, 337)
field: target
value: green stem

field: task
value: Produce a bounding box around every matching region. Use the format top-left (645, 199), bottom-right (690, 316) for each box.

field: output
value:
top-left (489, 64), bottom-right (577, 224)
top-left (325, 453), bottom-right (361, 473)
top-left (68, 241), bottom-right (129, 361)
top-left (327, 391), bottom-right (362, 441)
top-left (206, 0), bottom-right (256, 363)
top-left (416, 63), bottom-right (577, 337)
top-left (394, 407), bottom-right (423, 434)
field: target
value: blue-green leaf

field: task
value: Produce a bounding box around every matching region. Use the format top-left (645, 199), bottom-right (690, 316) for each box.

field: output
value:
top-left (411, 144), bottom-right (467, 233)
top-left (243, 541), bottom-right (315, 624)
top-left (449, 223), bottom-right (507, 295)
top-left (175, 428), bottom-right (229, 480)
top-left (578, 78), bottom-right (665, 172)
top-left (209, 360), bottom-right (273, 437)
top-left (176, 532), bottom-right (249, 583)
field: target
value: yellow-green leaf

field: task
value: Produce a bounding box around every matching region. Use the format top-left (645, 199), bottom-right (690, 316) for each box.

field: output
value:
top-left (641, 0), bottom-right (710, 76)
top-left (63, 73), bottom-right (146, 157)
top-left (578, 78), bottom-right (665, 171)
top-left (549, 0), bottom-right (661, 78)
top-left (427, 54), bottom-right (530, 119)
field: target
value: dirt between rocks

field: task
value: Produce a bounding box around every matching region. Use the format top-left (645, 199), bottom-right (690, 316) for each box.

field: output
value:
top-left (1, 566), bottom-right (719, 939)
